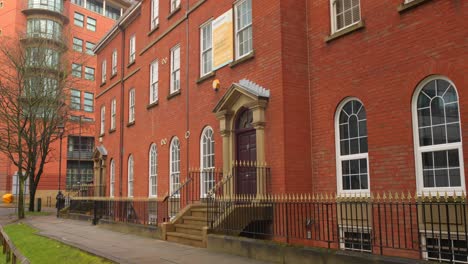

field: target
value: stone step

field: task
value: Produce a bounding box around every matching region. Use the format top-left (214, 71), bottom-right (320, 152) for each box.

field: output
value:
top-left (182, 216), bottom-right (206, 226)
top-left (191, 208), bottom-right (208, 218)
top-left (175, 224), bottom-right (204, 236)
top-left (166, 232), bottom-right (204, 247)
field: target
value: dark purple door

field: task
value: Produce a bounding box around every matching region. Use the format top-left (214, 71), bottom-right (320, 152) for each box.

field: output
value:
top-left (236, 130), bottom-right (257, 195)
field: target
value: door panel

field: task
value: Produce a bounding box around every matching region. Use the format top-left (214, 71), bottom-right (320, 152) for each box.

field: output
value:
top-left (236, 130), bottom-right (257, 195)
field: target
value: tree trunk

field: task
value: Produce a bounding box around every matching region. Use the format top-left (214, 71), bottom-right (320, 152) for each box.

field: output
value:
top-left (28, 188), bottom-right (36, 212)
top-left (18, 179), bottom-right (25, 219)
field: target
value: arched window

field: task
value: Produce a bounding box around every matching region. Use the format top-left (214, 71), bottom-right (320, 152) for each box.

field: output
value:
top-left (170, 137), bottom-right (180, 196)
top-left (413, 76), bottom-right (464, 192)
top-left (201, 127), bottom-right (215, 197)
top-left (149, 144), bottom-right (157, 197)
top-left (128, 155), bottom-right (134, 197)
top-left (335, 98), bottom-right (369, 193)
top-left (109, 159), bottom-right (115, 197)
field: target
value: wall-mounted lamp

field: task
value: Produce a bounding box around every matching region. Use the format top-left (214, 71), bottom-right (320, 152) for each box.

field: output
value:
top-left (212, 79), bottom-right (220, 92)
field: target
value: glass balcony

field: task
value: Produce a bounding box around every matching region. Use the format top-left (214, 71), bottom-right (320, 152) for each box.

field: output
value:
top-left (27, 0), bottom-right (63, 13)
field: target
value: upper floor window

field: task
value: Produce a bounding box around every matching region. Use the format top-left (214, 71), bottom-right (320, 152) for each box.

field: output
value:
top-left (84, 92), bottom-right (94, 112)
top-left (336, 98), bottom-right (369, 194)
top-left (150, 60), bottom-right (159, 104)
top-left (110, 98), bottom-right (116, 130)
top-left (87, 17), bottom-right (97, 32)
top-left (129, 34), bottom-right (136, 63)
top-left (86, 41), bottom-right (95, 55)
top-left (149, 144), bottom-right (158, 197)
top-left (101, 60), bottom-right (107, 84)
top-left (71, 0), bottom-right (84, 7)
top-left (28, 0), bottom-right (63, 12)
top-left (70, 89), bottom-right (81, 110)
top-left (100, 105), bottom-right (105, 135)
top-left (72, 63), bottom-right (82, 78)
top-left (331, 0), bottom-right (361, 33)
top-left (170, 45), bottom-right (180, 94)
top-left (235, 0), bottom-right (253, 59)
top-left (109, 159), bottom-right (115, 197)
top-left (128, 155), bottom-right (134, 197)
top-left (86, 0), bottom-right (103, 14)
top-left (413, 76), bottom-right (464, 193)
top-left (85, 66), bottom-right (95, 81)
top-left (129, 89), bottom-right (135, 123)
top-left (73, 37), bottom-right (83, 52)
top-left (27, 19), bottom-right (62, 40)
top-left (170, 0), bottom-right (180, 12)
top-left (151, 0), bottom-right (159, 30)
top-left (74, 12), bottom-right (84, 27)
top-left (112, 49), bottom-right (117, 75)
top-left (105, 3), bottom-right (121, 20)
top-left (200, 21), bottom-right (212, 77)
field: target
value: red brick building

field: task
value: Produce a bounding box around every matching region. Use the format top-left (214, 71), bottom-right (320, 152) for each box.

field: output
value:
top-left (92, 0), bottom-right (467, 261)
top-left (0, 0), bottom-right (132, 202)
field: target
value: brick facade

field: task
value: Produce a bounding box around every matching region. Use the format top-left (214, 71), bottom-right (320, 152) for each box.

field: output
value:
top-left (94, 0), bottom-right (467, 198)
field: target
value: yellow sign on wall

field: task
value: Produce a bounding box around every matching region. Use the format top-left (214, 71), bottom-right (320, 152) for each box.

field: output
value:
top-left (212, 9), bottom-right (233, 70)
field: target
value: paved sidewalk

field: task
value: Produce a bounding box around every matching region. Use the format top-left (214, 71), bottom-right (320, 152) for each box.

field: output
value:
top-left (24, 215), bottom-right (272, 264)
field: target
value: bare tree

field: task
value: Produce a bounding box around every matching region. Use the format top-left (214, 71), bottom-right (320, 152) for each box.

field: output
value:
top-left (0, 35), bottom-right (73, 218)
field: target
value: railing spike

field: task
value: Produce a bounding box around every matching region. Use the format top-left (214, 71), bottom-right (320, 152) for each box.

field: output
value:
top-left (394, 192), bottom-right (399, 202)
top-left (444, 191), bottom-right (449, 202)
top-left (436, 191), bottom-right (440, 202)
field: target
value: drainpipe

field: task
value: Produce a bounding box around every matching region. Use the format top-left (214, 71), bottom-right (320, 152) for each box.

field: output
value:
top-left (185, 1), bottom-right (190, 178)
top-left (118, 26), bottom-right (126, 197)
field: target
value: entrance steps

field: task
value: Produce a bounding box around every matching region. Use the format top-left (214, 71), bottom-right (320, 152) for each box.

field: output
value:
top-left (163, 204), bottom-right (209, 248)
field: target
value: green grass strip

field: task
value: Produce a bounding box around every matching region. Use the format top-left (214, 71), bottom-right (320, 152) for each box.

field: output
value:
top-left (2, 223), bottom-right (112, 264)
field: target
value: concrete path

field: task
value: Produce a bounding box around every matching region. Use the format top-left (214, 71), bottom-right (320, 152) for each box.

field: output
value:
top-left (23, 215), bottom-right (272, 264)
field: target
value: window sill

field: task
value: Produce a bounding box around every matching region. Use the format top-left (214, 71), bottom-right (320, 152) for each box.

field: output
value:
top-left (325, 20), bottom-right (365, 43)
top-left (147, 24), bottom-right (159, 36)
top-left (167, 6), bottom-right (181, 20)
top-left (100, 82), bottom-right (106, 87)
top-left (127, 60), bottom-right (135, 68)
top-left (167, 90), bottom-right (181, 100)
top-left (230, 51), bottom-right (255, 68)
top-left (146, 100), bottom-right (159, 109)
top-left (196, 71), bottom-right (216, 84)
top-left (110, 73), bottom-right (117, 80)
top-left (109, 128), bottom-right (116, 134)
top-left (99, 133), bottom-right (105, 137)
top-left (398, 0), bottom-right (432, 13)
top-left (126, 121), bottom-right (135, 127)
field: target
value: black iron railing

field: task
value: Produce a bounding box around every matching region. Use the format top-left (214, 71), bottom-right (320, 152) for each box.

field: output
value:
top-left (69, 198), bottom-right (166, 226)
top-left (207, 192), bottom-right (468, 262)
top-left (68, 184), bottom-right (105, 197)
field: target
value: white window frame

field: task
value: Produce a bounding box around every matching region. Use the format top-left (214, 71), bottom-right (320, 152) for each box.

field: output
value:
top-left (234, 0), bottom-right (253, 60)
top-left (129, 34), bottom-right (136, 63)
top-left (128, 155), bottom-right (134, 197)
top-left (170, 0), bottom-right (180, 13)
top-left (149, 143), bottom-right (157, 197)
top-left (111, 49), bottom-right (117, 76)
top-left (412, 75), bottom-right (465, 195)
top-left (339, 226), bottom-right (372, 253)
top-left (149, 60), bottom-right (159, 104)
top-left (170, 45), bottom-right (180, 94)
top-left (150, 0), bottom-right (159, 30)
top-left (110, 98), bottom-right (116, 130)
top-left (421, 232), bottom-right (468, 263)
top-left (101, 59), bottom-right (107, 84)
top-left (100, 105), bottom-right (105, 135)
top-left (330, 0), bottom-right (362, 34)
top-left (200, 20), bottom-right (213, 77)
top-left (169, 137), bottom-right (180, 197)
top-left (109, 159), bottom-right (115, 197)
top-left (200, 126), bottom-right (215, 198)
top-left (335, 97), bottom-right (370, 196)
top-left (129, 88), bottom-right (135, 123)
